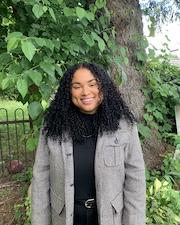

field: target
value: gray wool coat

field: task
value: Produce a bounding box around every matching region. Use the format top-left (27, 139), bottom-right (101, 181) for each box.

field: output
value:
top-left (31, 119), bottom-right (146, 225)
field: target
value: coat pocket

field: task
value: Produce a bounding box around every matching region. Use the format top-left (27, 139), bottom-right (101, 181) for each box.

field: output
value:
top-left (50, 188), bottom-right (65, 215)
top-left (111, 191), bottom-right (123, 213)
top-left (110, 192), bottom-right (124, 225)
top-left (103, 145), bottom-right (124, 167)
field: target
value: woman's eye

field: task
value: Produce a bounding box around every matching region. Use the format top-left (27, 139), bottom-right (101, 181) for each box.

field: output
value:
top-left (89, 83), bottom-right (97, 87)
top-left (73, 86), bottom-right (81, 89)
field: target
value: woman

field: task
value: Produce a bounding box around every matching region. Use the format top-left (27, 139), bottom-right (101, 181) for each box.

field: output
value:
top-left (31, 63), bottom-right (146, 225)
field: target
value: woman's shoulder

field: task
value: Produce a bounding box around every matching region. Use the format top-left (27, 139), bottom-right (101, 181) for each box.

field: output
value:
top-left (118, 117), bottom-right (136, 133)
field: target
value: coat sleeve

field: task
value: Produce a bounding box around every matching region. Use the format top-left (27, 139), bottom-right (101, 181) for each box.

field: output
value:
top-left (122, 124), bottom-right (146, 225)
top-left (31, 130), bottom-right (51, 225)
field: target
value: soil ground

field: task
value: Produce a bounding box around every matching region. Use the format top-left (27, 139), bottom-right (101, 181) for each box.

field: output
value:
top-left (0, 175), bottom-right (30, 225)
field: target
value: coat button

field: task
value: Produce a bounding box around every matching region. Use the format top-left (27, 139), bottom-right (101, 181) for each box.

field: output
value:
top-left (66, 153), bottom-right (72, 156)
top-left (114, 137), bottom-right (118, 144)
top-left (70, 183), bottom-right (74, 187)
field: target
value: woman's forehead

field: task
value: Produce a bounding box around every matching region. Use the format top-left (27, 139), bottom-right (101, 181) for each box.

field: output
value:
top-left (72, 68), bottom-right (97, 83)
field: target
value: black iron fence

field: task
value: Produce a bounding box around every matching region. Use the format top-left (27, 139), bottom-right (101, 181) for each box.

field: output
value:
top-left (0, 108), bottom-right (34, 177)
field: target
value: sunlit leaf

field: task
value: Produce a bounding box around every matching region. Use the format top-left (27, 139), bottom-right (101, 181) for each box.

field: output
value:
top-left (49, 7), bottom-right (56, 22)
top-left (32, 4), bottom-right (44, 19)
top-left (21, 40), bottom-right (36, 61)
top-left (137, 123), bottom-right (151, 139)
top-left (76, 7), bottom-right (86, 20)
top-left (2, 77), bottom-right (11, 90)
top-left (97, 38), bottom-right (105, 52)
top-left (17, 78), bottom-right (28, 98)
top-left (154, 178), bottom-right (162, 194)
top-left (7, 37), bottom-right (19, 52)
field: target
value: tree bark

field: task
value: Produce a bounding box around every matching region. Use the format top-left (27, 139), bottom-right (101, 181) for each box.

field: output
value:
top-left (107, 0), bottom-right (168, 168)
top-left (107, 0), bottom-right (145, 120)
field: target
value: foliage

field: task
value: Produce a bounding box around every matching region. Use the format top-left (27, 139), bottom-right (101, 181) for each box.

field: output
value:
top-left (146, 153), bottom-right (180, 225)
top-left (139, 56), bottom-right (180, 143)
top-left (12, 167), bottom-right (32, 224)
top-left (146, 178), bottom-right (180, 225)
top-left (14, 196), bottom-right (31, 225)
top-left (12, 167), bottom-right (33, 182)
top-left (140, 0), bottom-right (180, 30)
top-left (160, 153), bottom-right (180, 185)
top-left (0, 0), bottom-right (128, 122)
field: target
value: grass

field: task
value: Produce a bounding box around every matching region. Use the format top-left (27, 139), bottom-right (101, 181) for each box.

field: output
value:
top-left (0, 100), bottom-right (29, 121)
top-left (0, 99), bottom-right (33, 176)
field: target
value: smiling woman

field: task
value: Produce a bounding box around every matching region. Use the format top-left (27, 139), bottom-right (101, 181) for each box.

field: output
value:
top-left (31, 63), bottom-right (146, 225)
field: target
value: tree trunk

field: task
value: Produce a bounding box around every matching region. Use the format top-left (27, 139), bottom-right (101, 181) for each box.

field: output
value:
top-left (107, 0), bottom-right (145, 120)
top-left (107, 0), bottom-right (168, 168)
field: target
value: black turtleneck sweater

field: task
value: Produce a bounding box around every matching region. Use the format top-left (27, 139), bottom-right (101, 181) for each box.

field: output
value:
top-left (73, 111), bottom-right (98, 200)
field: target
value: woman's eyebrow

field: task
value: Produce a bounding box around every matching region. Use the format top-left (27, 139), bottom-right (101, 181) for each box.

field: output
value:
top-left (72, 79), bottom-right (97, 85)
top-left (88, 79), bottom-right (97, 83)
top-left (71, 82), bottom-right (81, 85)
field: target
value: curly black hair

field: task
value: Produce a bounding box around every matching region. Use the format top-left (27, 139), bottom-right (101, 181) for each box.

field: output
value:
top-left (43, 63), bottom-right (136, 142)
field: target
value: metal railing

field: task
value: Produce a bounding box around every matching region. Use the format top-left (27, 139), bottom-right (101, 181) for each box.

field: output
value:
top-left (0, 108), bottom-right (34, 176)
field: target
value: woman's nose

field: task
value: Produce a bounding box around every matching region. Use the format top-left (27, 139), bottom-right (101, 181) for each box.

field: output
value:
top-left (81, 87), bottom-right (90, 95)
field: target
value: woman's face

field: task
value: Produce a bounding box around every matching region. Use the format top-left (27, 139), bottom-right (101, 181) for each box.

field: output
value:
top-left (71, 68), bottom-right (103, 114)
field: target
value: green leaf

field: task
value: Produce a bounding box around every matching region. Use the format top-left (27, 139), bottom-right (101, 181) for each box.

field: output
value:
top-left (137, 123), bottom-right (151, 139)
top-left (124, 57), bottom-right (129, 65)
top-left (7, 32), bottom-right (23, 39)
top-left (28, 101), bottom-right (43, 120)
top-left (21, 40), bottom-right (36, 61)
top-left (26, 137), bottom-right (38, 152)
top-left (143, 113), bottom-right (153, 122)
top-left (40, 83), bottom-right (52, 101)
top-left (57, 0), bottom-right (63, 4)
top-left (91, 31), bottom-right (99, 41)
top-left (55, 64), bottom-right (63, 76)
top-left (63, 7), bottom-right (74, 17)
top-left (49, 7), bottom-right (56, 22)
top-left (40, 61), bottom-right (55, 77)
top-left (91, 32), bottom-right (106, 51)
top-left (153, 110), bottom-right (163, 120)
top-left (95, 0), bottom-right (106, 9)
top-left (149, 185), bottom-right (153, 195)
top-left (1, 77), bottom-right (11, 90)
top-left (174, 215), bottom-right (180, 223)
top-left (0, 53), bottom-right (11, 65)
top-left (7, 37), bottom-right (19, 52)
top-left (103, 32), bottom-right (109, 42)
top-left (34, 37), bottom-right (47, 47)
top-left (86, 12), bottom-right (95, 21)
top-left (83, 34), bottom-right (95, 47)
top-left (45, 39), bottom-right (54, 52)
top-left (17, 78), bottom-right (28, 98)
top-left (154, 178), bottom-right (162, 194)
top-left (27, 70), bottom-right (42, 86)
top-left (43, 6), bottom-right (48, 13)
top-left (97, 38), bottom-right (105, 52)
top-left (0, 72), bottom-right (5, 88)
top-left (76, 7), bottom-right (86, 20)
top-left (114, 55), bottom-right (123, 65)
top-left (120, 47), bottom-right (126, 56)
top-left (32, 4), bottom-right (44, 19)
